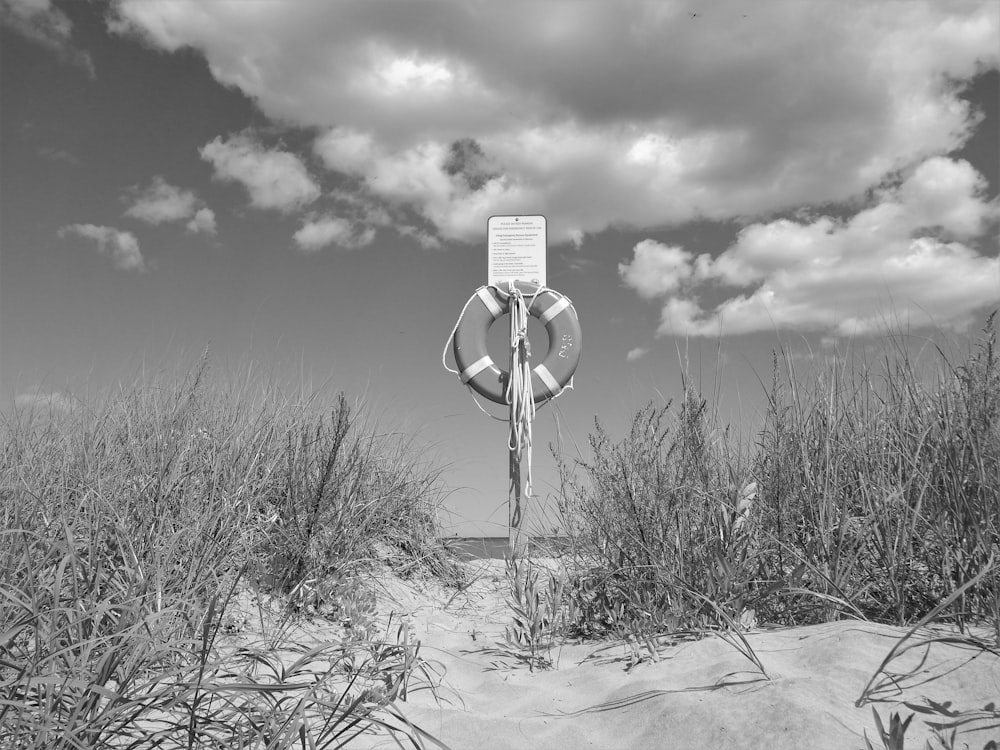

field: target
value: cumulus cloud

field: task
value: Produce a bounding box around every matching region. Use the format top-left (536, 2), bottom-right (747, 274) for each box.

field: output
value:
top-left (200, 134), bottom-right (319, 213)
top-left (124, 176), bottom-right (217, 234)
top-left (314, 130), bottom-right (534, 242)
top-left (619, 240), bottom-right (694, 299)
top-left (186, 207), bottom-right (217, 234)
top-left (626, 347), bottom-right (648, 362)
top-left (109, 0), bottom-right (999, 245)
top-left (58, 223), bottom-right (146, 272)
top-left (293, 215), bottom-right (375, 252)
top-left (2, 0), bottom-right (95, 76)
top-left (125, 177), bottom-right (196, 222)
top-left (619, 157), bottom-right (999, 337)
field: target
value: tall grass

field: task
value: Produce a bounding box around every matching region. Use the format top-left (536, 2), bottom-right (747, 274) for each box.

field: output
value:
top-left (555, 390), bottom-right (754, 638)
top-left (0, 360), bottom-right (451, 748)
top-left (754, 313), bottom-right (998, 629)
top-left (555, 313), bottom-right (999, 648)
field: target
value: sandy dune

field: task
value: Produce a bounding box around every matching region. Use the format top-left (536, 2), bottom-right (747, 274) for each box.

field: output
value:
top-left (371, 561), bottom-right (999, 750)
top-left (269, 560), bottom-right (999, 750)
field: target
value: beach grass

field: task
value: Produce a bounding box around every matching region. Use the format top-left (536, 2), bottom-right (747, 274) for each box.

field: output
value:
top-left (2, 313), bottom-right (997, 747)
top-left (0, 360), bottom-right (452, 748)
top-left (549, 313), bottom-right (998, 744)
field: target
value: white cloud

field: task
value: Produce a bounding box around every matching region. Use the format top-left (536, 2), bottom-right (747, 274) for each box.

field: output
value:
top-left (396, 224), bottom-right (442, 250)
top-left (124, 176), bottom-right (217, 234)
top-left (619, 240), bottom-right (694, 299)
top-left (897, 157), bottom-right (995, 238)
top-left (619, 157), bottom-right (999, 337)
top-left (2, 0), bottom-right (95, 76)
top-left (200, 134), bottom-right (319, 213)
top-left (58, 223), bottom-right (147, 272)
top-left (314, 133), bottom-right (539, 242)
top-left (313, 128), bottom-right (377, 175)
top-left (125, 176), bottom-right (195, 222)
top-left (109, 1), bottom-right (999, 245)
top-left (186, 207), bottom-right (217, 234)
top-left (293, 215), bottom-right (375, 252)
top-left (626, 347), bottom-right (648, 362)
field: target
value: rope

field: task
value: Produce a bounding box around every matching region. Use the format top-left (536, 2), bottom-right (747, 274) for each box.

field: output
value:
top-left (504, 281), bottom-right (540, 499)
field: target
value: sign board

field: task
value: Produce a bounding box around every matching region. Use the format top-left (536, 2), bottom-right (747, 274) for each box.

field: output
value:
top-left (487, 215), bottom-right (546, 287)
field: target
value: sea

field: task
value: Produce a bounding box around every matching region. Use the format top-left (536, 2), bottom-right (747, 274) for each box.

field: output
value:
top-left (439, 536), bottom-right (572, 561)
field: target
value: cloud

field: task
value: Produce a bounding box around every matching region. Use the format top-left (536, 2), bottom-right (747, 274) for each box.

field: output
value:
top-left (293, 215), bottom-right (376, 252)
top-left (626, 347), bottom-right (648, 362)
top-left (442, 138), bottom-right (501, 191)
top-left (314, 130), bottom-right (533, 243)
top-left (186, 207), bottom-right (217, 234)
top-left (124, 176), bottom-right (217, 234)
top-left (2, 0), bottom-right (95, 76)
top-left (200, 134), bottom-right (319, 213)
top-left (13, 390), bottom-right (79, 413)
top-left (109, 1), bottom-right (999, 245)
top-left (619, 240), bottom-right (694, 299)
top-left (58, 223), bottom-right (147, 272)
top-left (125, 176), bottom-right (193, 221)
top-left (619, 157), bottom-right (1000, 336)
top-left (396, 224), bottom-right (442, 250)
top-left (37, 145), bottom-right (79, 164)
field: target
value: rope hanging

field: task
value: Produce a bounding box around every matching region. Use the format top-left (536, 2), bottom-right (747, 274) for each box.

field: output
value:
top-left (505, 281), bottom-right (539, 499)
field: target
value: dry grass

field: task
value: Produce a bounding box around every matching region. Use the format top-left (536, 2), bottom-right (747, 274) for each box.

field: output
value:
top-left (0, 359), bottom-right (453, 748)
top-left (551, 313), bottom-right (999, 747)
top-left (4, 312), bottom-right (997, 748)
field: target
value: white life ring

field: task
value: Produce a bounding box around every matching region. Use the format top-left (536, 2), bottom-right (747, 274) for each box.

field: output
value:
top-left (453, 282), bottom-right (581, 405)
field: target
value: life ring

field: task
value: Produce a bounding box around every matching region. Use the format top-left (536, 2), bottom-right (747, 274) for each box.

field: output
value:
top-left (453, 281), bottom-right (581, 405)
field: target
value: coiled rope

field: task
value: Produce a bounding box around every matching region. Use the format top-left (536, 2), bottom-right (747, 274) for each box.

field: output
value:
top-left (505, 282), bottom-right (539, 499)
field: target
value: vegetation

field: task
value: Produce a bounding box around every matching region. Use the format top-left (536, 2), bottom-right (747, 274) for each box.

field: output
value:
top-left (502, 556), bottom-right (567, 672)
top-left (0, 361), bottom-right (452, 748)
top-left (549, 313), bottom-right (999, 745)
top-left (3, 311), bottom-right (997, 747)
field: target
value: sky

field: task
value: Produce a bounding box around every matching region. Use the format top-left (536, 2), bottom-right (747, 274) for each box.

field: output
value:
top-left (1, 0), bottom-right (998, 536)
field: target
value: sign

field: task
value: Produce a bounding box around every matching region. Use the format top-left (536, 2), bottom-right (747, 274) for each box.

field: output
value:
top-left (487, 215), bottom-right (546, 287)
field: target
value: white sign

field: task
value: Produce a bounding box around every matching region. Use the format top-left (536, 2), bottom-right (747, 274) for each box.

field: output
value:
top-left (487, 215), bottom-right (546, 287)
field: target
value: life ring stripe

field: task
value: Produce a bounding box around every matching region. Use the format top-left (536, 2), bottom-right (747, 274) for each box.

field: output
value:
top-left (538, 296), bottom-right (570, 325)
top-left (460, 355), bottom-right (495, 384)
top-left (534, 363), bottom-right (561, 396)
top-left (477, 288), bottom-right (504, 319)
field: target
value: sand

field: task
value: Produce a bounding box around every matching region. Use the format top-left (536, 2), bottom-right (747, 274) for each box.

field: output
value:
top-left (239, 560), bottom-right (1000, 750)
